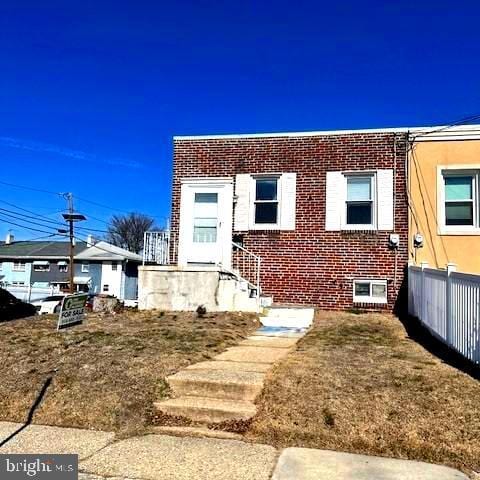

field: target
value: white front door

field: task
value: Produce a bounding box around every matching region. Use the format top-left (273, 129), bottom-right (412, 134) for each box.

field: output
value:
top-left (178, 178), bottom-right (233, 268)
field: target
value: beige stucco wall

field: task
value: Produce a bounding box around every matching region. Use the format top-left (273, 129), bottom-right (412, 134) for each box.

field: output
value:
top-left (409, 139), bottom-right (480, 273)
top-left (137, 265), bottom-right (259, 312)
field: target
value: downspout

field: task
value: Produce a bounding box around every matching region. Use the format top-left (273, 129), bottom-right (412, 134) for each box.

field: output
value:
top-left (393, 134), bottom-right (398, 291)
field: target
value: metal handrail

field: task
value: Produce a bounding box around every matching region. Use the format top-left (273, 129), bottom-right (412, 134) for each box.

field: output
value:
top-left (229, 241), bottom-right (262, 297)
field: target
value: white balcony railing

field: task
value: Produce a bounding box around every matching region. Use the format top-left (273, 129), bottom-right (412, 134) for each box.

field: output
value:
top-left (143, 231), bottom-right (171, 265)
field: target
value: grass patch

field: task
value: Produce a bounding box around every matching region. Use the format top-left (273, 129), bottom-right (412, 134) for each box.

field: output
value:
top-left (246, 310), bottom-right (480, 476)
top-left (0, 310), bottom-right (258, 437)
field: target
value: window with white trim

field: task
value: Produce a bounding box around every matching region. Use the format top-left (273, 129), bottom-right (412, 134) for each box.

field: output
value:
top-left (33, 263), bottom-right (50, 272)
top-left (81, 261), bottom-right (89, 273)
top-left (59, 264), bottom-right (68, 273)
top-left (111, 262), bottom-right (118, 271)
top-left (12, 281), bottom-right (25, 286)
top-left (12, 262), bottom-right (26, 272)
top-left (353, 279), bottom-right (387, 304)
top-left (253, 176), bottom-right (279, 226)
top-left (345, 174), bottom-right (375, 228)
top-left (442, 171), bottom-right (478, 229)
top-left (103, 284), bottom-right (109, 292)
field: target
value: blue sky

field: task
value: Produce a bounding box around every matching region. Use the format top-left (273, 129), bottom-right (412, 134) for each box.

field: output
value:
top-left (0, 1), bottom-right (478, 240)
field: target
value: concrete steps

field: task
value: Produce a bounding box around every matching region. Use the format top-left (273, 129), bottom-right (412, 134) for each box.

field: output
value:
top-left (186, 360), bottom-right (271, 373)
top-left (155, 324), bottom-right (307, 429)
top-left (215, 346), bottom-right (291, 363)
top-left (155, 396), bottom-right (257, 424)
top-left (151, 425), bottom-right (244, 441)
top-left (259, 307), bottom-right (314, 329)
top-left (167, 369), bottom-right (265, 401)
top-left (239, 335), bottom-right (299, 348)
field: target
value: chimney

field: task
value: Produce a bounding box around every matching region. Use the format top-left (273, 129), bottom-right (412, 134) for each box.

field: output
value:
top-left (87, 234), bottom-right (95, 247)
top-left (5, 232), bottom-right (14, 245)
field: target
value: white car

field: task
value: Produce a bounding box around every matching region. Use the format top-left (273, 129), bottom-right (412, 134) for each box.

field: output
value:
top-left (32, 295), bottom-right (66, 315)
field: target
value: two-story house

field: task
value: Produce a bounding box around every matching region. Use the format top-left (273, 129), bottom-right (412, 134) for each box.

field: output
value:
top-left (0, 234), bottom-right (141, 300)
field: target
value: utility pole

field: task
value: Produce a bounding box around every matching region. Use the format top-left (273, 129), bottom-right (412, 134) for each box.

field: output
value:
top-left (62, 193), bottom-right (86, 294)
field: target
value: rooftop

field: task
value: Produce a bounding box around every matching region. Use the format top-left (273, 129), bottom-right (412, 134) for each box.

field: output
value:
top-left (173, 124), bottom-right (480, 141)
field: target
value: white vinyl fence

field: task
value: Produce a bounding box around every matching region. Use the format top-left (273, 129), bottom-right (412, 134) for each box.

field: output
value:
top-left (408, 264), bottom-right (480, 365)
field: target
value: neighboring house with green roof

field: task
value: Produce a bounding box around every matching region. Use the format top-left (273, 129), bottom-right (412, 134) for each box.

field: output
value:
top-left (0, 234), bottom-right (141, 300)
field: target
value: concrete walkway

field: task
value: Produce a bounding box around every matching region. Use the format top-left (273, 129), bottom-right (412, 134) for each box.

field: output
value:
top-left (0, 422), bottom-right (469, 480)
top-left (154, 314), bottom-right (308, 427)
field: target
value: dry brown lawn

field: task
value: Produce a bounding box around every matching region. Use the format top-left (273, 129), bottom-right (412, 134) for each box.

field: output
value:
top-left (0, 310), bottom-right (258, 437)
top-left (247, 311), bottom-right (480, 476)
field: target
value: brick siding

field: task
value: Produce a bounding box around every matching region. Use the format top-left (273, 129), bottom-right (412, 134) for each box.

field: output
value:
top-left (171, 133), bottom-right (409, 310)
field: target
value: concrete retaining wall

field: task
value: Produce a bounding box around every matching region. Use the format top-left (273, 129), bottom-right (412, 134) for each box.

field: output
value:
top-left (138, 265), bottom-right (259, 312)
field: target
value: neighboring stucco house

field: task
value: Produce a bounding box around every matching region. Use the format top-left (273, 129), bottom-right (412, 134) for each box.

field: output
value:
top-left (408, 125), bottom-right (480, 274)
top-left (140, 127), bottom-right (410, 311)
top-left (0, 235), bottom-right (141, 300)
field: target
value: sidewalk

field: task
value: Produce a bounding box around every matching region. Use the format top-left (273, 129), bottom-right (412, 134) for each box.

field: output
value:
top-left (0, 422), bottom-right (469, 480)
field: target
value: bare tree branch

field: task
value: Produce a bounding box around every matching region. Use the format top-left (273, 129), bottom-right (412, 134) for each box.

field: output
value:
top-left (106, 212), bottom-right (156, 254)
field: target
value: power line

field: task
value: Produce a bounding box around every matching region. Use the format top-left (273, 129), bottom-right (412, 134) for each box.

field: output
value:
top-left (74, 194), bottom-right (169, 221)
top-left (412, 113), bottom-right (480, 138)
top-left (0, 213), bottom-right (65, 236)
top-left (0, 201), bottom-right (109, 235)
top-left (0, 207), bottom-right (66, 228)
top-left (0, 209), bottom-right (67, 232)
top-left (0, 200), bottom-right (65, 223)
top-left (0, 179), bottom-right (62, 196)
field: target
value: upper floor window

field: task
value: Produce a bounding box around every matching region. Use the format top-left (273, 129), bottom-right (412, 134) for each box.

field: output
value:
top-left (112, 262), bottom-right (118, 271)
top-left (0, 262), bottom-right (2, 271)
top-left (81, 261), bottom-right (89, 273)
top-left (33, 262), bottom-right (50, 272)
top-left (440, 169), bottom-right (479, 233)
top-left (59, 264), bottom-right (68, 273)
top-left (12, 262), bottom-right (26, 272)
top-left (254, 177), bottom-right (279, 225)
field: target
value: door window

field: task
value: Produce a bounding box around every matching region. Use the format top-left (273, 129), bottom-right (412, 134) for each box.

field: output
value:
top-left (193, 192), bottom-right (218, 243)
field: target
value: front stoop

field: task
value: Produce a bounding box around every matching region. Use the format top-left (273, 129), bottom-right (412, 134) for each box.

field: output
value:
top-left (167, 369), bottom-right (265, 401)
top-left (154, 396), bottom-right (257, 423)
top-left (154, 309), bottom-right (313, 431)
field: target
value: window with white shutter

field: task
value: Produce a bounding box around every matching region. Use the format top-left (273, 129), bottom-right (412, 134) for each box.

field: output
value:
top-left (234, 173), bottom-right (296, 231)
top-left (325, 169), bottom-right (394, 232)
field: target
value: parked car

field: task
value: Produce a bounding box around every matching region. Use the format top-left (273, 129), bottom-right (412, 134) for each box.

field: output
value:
top-left (32, 295), bottom-right (66, 315)
top-left (0, 287), bottom-right (36, 321)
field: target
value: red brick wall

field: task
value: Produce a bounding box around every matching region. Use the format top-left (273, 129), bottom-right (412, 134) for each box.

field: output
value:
top-left (171, 133), bottom-right (409, 310)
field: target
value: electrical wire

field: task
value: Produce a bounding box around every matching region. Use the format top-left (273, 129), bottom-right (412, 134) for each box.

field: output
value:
top-left (0, 213), bottom-right (64, 236)
top-left (0, 180), bottom-right (62, 196)
top-left (0, 209), bottom-right (67, 232)
top-left (412, 113), bottom-right (480, 138)
top-left (0, 200), bottom-right (66, 224)
top-left (0, 207), bottom-right (66, 228)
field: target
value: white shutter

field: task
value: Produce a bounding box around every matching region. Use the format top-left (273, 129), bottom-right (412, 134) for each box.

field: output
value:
top-left (234, 174), bottom-right (251, 231)
top-left (280, 173), bottom-right (296, 230)
top-left (376, 169), bottom-right (394, 231)
top-left (325, 171), bottom-right (344, 231)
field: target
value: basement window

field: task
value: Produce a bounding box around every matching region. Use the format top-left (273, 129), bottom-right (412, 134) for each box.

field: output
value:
top-left (353, 279), bottom-right (387, 304)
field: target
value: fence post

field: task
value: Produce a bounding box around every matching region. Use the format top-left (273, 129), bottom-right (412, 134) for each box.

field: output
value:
top-left (445, 263), bottom-right (457, 345)
top-left (420, 261), bottom-right (428, 321)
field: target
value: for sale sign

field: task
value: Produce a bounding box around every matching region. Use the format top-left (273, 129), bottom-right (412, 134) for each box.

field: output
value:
top-left (57, 293), bottom-right (88, 330)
